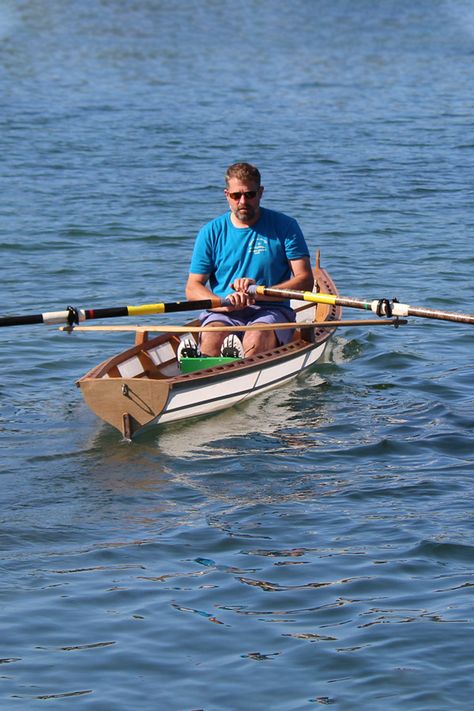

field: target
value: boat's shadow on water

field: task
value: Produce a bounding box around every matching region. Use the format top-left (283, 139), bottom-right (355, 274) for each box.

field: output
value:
top-left (86, 369), bottom-right (335, 458)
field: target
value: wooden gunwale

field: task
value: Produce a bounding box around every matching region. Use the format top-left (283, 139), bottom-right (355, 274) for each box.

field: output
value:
top-left (79, 318), bottom-right (338, 388)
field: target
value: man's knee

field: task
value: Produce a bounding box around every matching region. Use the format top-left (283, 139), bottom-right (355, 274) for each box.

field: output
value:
top-left (243, 329), bottom-right (277, 355)
top-left (200, 323), bottom-right (228, 356)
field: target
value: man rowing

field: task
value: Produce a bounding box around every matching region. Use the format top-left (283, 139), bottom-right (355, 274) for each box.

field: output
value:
top-left (185, 162), bottom-right (314, 357)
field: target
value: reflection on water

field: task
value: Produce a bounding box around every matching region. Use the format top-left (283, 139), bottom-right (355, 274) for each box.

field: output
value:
top-left (150, 338), bottom-right (350, 458)
top-left (154, 379), bottom-right (328, 458)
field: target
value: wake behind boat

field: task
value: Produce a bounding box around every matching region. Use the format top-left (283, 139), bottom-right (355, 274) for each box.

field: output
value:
top-left (77, 255), bottom-right (341, 439)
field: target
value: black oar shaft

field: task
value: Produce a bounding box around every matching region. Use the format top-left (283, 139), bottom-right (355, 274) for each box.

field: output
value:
top-left (83, 307), bottom-right (128, 321)
top-left (0, 297), bottom-right (226, 328)
top-left (0, 314), bottom-right (45, 327)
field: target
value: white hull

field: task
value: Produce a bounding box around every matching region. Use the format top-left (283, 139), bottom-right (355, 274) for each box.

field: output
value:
top-left (155, 341), bottom-right (327, 425)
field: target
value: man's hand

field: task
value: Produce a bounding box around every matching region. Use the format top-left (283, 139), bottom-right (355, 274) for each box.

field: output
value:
top-left (186, 273), bottom-right (257, 312)
top-left (220, 277), bottom-right (256, 310)
top-left (231, 277), bottom-right (256, 294)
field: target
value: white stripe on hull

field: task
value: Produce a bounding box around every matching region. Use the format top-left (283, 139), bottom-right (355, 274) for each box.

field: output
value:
top-left (153, 341), bottom-right (327, 426)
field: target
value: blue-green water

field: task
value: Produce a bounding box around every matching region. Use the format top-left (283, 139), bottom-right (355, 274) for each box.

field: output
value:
top-left (1, 1), bottom-right (474, 708)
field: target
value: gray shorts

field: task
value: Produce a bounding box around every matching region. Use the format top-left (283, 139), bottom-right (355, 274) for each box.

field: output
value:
top-left (199, 305), bottom-right (296, 346)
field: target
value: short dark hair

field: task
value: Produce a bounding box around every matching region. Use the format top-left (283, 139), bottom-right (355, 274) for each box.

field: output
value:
top-left (225, 162), bottom-right (261, 187)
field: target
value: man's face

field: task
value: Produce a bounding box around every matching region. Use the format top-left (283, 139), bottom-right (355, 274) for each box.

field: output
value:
top-left (225, 177), bottom-right (264, 225)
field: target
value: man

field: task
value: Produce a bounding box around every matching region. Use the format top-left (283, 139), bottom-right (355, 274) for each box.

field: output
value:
top-left (185, 162), bottom-right (314, 357)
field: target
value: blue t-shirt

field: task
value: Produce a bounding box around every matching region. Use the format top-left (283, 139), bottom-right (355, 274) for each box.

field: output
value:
top-left (189, 207), bottom-right (309, 304)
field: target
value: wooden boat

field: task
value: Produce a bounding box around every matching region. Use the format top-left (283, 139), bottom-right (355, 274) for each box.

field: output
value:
top-left (77, 255), bottom-right (341, 438)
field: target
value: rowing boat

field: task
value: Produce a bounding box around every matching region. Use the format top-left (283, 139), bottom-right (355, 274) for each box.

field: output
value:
top-left (77, 255), bottom-right (342, 439)
top-left (3, 254), bottom-right (470, 438)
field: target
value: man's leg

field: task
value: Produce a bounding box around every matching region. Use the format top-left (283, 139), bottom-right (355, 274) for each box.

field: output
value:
top-left (200, 322), bottom-right (229, 356)
top-left (241, 306), bottom-right (295, 355)
top-left (242, 329), bottom-right (277, 356)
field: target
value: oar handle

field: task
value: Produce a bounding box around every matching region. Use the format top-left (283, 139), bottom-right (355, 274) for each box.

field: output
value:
top-left (62, 318), bottom-right (407, 334)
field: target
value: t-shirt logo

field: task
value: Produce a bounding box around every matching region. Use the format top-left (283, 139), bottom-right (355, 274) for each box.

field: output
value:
top-left (250, 237), bottom-right (268, 255)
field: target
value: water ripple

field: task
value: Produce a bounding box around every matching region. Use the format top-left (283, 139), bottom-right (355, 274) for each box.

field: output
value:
top-left (2, 1), bottom-right (474, 708)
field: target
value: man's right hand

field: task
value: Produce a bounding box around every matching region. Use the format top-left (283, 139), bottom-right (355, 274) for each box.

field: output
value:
top-left (223, 289), bottom-right (255, 310)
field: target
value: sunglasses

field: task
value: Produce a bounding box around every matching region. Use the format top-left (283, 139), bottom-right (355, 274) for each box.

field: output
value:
top-left (227, 190), bottom-right (259, 200)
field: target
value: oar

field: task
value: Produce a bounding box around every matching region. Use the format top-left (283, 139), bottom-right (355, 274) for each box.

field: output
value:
top-left (59, 317), bottom-right (406, 334)
top-left (248, 286), bottom-right (474, 325)
top-left (0, 296), bottom-right (228, 328)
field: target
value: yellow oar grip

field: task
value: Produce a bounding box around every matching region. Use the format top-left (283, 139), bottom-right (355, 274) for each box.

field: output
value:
top-left (128, 303), bottom-right (166, 316)
top-left (304, 292), bottom-right (337, 305)
top-left (253, 286), bottom-right (338, 306)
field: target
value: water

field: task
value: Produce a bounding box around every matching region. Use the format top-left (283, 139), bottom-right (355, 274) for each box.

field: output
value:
top-left (1, 1), bottom-right (474, 708)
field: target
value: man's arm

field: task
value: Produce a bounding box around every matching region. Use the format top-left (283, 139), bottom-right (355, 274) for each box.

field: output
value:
top-left (186, 272), bottom-right (214, 301)
top-left (271, 256), bottom-right (314, 292)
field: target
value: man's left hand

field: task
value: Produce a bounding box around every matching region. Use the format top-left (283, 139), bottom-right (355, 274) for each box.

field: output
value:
top-left (231, 277), bottom-right (256, 294)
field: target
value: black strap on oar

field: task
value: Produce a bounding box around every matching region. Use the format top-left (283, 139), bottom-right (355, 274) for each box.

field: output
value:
top-left (376, 298), bottom-right (393, 317)
top-left (67, 306), bottom-right (80, 327)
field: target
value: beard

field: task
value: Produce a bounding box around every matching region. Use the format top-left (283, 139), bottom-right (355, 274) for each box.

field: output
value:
top-left (235, 204), bottom-right (257, 223)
